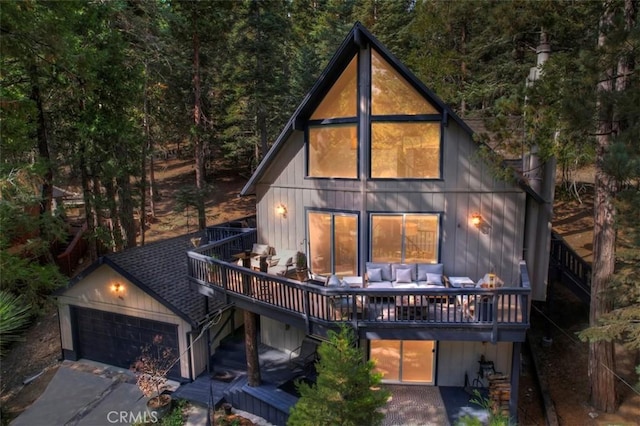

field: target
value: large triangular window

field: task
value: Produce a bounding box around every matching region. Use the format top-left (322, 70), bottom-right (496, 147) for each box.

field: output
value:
top-left (308, 56), bottom-right (358, 179)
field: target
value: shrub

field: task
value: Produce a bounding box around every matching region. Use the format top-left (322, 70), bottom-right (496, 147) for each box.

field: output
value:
top-left (287, 324), bottom-right (389, 426)
top-left (0, 291), bottom-right (31, 357)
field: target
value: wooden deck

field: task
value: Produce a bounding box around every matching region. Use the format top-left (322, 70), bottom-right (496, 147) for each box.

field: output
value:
top-left (187, 229), bottom-right (531, 343)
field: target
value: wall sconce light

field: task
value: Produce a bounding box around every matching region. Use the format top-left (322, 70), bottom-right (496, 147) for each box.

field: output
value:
top-left (275, 203), bottom-right (287, 218)
top-left (471, 213), bottom-right (491, 234)
top-left (111, 282), bottom-right (124, 299)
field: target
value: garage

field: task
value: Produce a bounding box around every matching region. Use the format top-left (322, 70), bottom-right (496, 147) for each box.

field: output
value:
top-left (72, 306), bottom-right (181, 378)
top-left (56, 233), bottom-right (234, 381)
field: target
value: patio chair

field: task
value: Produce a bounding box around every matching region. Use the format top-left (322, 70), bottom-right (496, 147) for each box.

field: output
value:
top-left (289, 337), bottom-right (320, 371)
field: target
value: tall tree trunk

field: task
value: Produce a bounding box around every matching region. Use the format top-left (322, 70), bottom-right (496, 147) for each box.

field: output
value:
top-left (140, 65), bottom-right (149, 246)
top-left (589, 2), bottom-right (621, 412)
top-left (117, 176), bottom-right (136, 249)
top-left (104, 178), bottom-right (123, 252)
top-left (80, 156), bottom-right (98, 261)
top-left (192, 4), bottom-right (206, 230)
top-left (29, 65), bottom-right (53, 220)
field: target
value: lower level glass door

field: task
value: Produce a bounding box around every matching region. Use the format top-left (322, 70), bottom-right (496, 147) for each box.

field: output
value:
top-left (370, 340), bottom-right (435, 384)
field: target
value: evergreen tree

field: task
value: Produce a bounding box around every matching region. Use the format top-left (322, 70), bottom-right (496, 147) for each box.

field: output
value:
top-left (288, 325), bottom-right (389, 426)
top-left (221, 0), bottom-right (291, 173)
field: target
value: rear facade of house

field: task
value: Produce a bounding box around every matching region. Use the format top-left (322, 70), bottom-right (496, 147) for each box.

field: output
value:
top-left (194, 23), bottom-right (540, 418)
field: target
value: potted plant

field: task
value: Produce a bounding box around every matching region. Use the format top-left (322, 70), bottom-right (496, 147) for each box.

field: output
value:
top-left (295, 251), bottom-right (307, 272)
top-left (132, 335), bottom-right (177, 420)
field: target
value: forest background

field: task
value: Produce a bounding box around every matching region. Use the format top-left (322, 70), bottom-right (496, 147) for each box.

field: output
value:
top-left (1, 0), bottom-right (638, 418)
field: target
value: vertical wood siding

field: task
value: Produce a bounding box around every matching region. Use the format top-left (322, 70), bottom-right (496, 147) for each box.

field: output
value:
top-left (253, 120), bottom-right (526, 286)
top-left (437, 341), bottom-right (512, 386)
top-left (260, 317), bottom-right (306, 355)
top-left (57, 265), bottom-right (196, 379)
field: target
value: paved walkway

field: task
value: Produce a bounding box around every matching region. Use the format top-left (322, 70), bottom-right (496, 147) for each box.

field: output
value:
top-left (10, 361), bottom-right (199, 426)
top-left (381, 385), bottom-right (450, 426)
top-left (10, 360), bottom-right (489, 426)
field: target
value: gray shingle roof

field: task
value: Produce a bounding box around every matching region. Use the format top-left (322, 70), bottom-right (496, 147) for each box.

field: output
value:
top-left (104, 231), bottom-right (227, 327)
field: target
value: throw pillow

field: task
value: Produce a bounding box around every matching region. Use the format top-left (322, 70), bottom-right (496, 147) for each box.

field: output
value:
top-left (367, 268), bottom-right (382, 282)
top-left (426, 273), bottom-right (443, 285)
top-left (417, 263), bottom-right (444, 281)
top-left (269, 257), bottom-right (280, 267)
top-left (396, 268), bottom-right (413, 283)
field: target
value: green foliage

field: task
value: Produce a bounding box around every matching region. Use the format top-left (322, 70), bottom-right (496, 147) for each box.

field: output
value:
top-left (0, 291), bottom-right (32, 358)
top-left (578, 252), bottom-right (640, 351)
top-left (456, 389), bottom-right (513, 426)
top-left (287, 325), bottom-right (389, 426)
top-left (160, 399), bottom-right (187, 426)
top-left (0, 250), bottom-right (66, 313)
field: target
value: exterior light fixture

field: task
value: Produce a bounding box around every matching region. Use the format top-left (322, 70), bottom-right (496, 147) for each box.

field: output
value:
top-left (471, 213), bottom-right (490, 234)
top-left (275, 203), bottom-right (287, 218)
top-left (111, 283), bottom-right (124, 299)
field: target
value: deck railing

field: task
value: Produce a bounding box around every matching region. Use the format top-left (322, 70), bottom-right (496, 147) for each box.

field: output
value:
top-left (550, 230), bottom-right (591, 303)
top-left (55, 223), bottom-right (88, 276)
top-left (188, 231), bottom-right (530, 341)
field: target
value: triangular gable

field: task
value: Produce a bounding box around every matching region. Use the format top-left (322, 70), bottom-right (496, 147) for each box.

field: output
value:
top-left (56, 257), bottom-right (197, 327)
top-left (241, 22), bottom-right (473, 196)
top-left (240, 22), bottom-right (525, 196)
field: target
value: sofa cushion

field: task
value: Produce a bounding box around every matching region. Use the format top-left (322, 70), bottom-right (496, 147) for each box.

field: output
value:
top-left (417, 263), bottom-right (444, 281)
top-left (426, 273), bottom-right (443, 286)
top-left (367, 268), bottom-right (383, 282)
top-left (391, 263), bottom-right (416, 281)
top-left (367, 281), bottom-right (393, 289)
top-left (394, 282), bottom-right (418, 289)
top-left (395, 268), bottom-right (413, 283)
top-left (366, 262), bottom-right (392, 281)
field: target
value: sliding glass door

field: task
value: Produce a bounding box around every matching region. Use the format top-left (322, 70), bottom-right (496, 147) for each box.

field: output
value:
top-left (370, 214), bottom-right (439, 263)
top-left (308, 211), bottom-right (358, 277)
top-left (370, 340), bottom-right (436, 384)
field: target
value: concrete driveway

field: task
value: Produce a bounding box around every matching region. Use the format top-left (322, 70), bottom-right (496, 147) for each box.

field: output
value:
top-left (11, 363), bottom-right (151, 426)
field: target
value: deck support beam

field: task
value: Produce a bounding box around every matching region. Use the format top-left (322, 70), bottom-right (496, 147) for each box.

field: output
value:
top-left (509, 342), bottom-right (521, 422)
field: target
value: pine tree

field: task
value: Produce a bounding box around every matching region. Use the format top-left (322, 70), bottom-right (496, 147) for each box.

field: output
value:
top-left (288, 325), bottom-right (389, 426)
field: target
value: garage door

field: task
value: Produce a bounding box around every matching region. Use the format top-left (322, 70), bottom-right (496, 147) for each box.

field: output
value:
top-left (72, 307), bottom-right (181, 378)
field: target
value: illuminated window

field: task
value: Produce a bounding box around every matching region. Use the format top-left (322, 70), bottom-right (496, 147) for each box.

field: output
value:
top-left (371, 122), bottom-right (440, 178)
top-left (371, 50), bottom-right (437, 116)
top-left (311, 56), bottom-right (357, 120)
top-left (371, 214), bottom-right (439, 263)
top-left (308, 211), bottom-right (358, 277)
top-left (308, 56), bottom-right (358, 178)
top-left (308, 124), bottom-right (357, 178)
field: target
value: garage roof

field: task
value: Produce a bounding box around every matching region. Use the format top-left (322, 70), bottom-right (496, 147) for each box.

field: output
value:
top-left (63, 231), bottom-right (227, 328)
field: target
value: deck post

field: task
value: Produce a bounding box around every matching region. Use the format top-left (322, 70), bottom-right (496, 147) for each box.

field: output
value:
top-left (509, 342), bottom-right (521, 422)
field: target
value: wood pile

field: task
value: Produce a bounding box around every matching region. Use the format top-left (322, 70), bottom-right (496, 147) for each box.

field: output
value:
top-left (488, 373), bottom-right (510, 416)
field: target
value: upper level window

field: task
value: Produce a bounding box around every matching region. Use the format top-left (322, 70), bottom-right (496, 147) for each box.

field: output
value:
top-left (371, 50), bottom-right (437, 116)
top-left (370, 50), bottom-right (441, 179)
top-left (311, 56), bottom-right (357, 120)
top-left (371, 122), bottom-right (440, 178)
top-left (308, 56), bottom-right (358, 178)
top-left (309, 124), bottom-right (357, 178)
